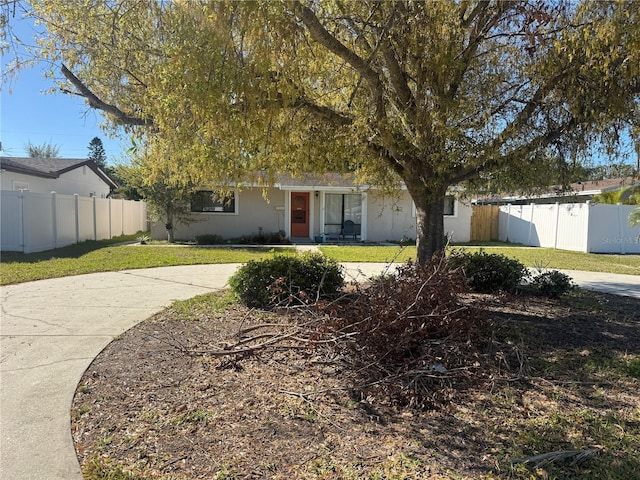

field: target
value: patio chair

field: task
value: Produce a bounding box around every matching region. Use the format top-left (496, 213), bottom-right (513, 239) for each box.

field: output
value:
top-left (341, 220), bottom-right (357, 240)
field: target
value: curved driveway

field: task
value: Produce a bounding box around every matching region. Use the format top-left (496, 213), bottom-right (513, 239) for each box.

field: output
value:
top-left (0, 264), bottom-right (638, 479)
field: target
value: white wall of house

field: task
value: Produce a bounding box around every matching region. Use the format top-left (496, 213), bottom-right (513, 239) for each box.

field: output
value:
top-left (0, 167), bottom-right (111, 197)
top-left (152, 187), bottom-right (286, 241)
top-left (443, 199), bottom-right (473, 243)
top-left (366, 190), bottom-right (473, 243)
top-left (366, 191), bottom-right (416, 242)
top-left (153, 186), bottom-right (473, 243)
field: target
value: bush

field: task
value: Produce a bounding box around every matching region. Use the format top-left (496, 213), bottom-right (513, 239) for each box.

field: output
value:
top-left (237, 229), bottom-right (289, 245)
top-left (228, 253), bottom-right (344, 308)
top-left (530, 270), bottom-right (575, 298)
top-left (448, 250), bottom-right (527, 293)
top-left (195, 234), bottom-right (224, 245)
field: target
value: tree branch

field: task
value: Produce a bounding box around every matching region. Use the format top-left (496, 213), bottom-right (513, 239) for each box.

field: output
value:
top-left (60, 64), bottom-right (154, 127)
top-left (293, 1), bottom-right (385, 121)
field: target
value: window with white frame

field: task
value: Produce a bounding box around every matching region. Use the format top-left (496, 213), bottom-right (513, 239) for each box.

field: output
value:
top-left (324, 193), bottom-right (362, 236)
top-left (12, 181), bottom-right (29, 191)
top-left (191, 190), bottom-right (236, 213)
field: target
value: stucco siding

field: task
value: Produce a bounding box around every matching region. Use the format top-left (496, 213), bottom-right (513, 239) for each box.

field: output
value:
top-left (444, 199), bottom-right (473, 243)
top-left (366, 191), bottom-right (417, 242)
top-left (0, 167), bottom-right (111, 197)
top-left (152, 188), bottom-right (286, 241)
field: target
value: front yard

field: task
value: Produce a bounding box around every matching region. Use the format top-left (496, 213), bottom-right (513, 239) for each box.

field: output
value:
top-left (73, 289), bottom-right (639, 479)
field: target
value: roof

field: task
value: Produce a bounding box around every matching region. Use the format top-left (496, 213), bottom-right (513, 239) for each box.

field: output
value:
top-left (480, 176), bottom-right (640, 204)
top-left (561, 177), bottom-right (640, 195)
top-left (0, 156), bottom-right (118, 189)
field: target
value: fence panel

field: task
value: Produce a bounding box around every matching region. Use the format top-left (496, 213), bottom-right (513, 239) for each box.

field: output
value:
top-left (95, 198), bottom-right (111, 239)
top-left (498, 205), bottom-right (531, 244)
top-left (110, 198), bottom-right (124, 236)
top-left (22, 192), bottom-right (56, 253)
top-left (1, 191), bottom-right (23, 251)
top-left (55, 194), bottom-right (78, 248)
top-left (555, 203), bottom-right (589, 252)
top-left (77, 196), bottom-right (96, 242)
top-left (588, 204), bottom-right (640, 254)
top-left (529, 204), bottom-right (556, 247)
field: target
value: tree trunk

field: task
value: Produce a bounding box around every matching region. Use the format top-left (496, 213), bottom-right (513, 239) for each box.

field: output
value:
top-left (409, 184), bottom-right (447, 265)
top-left (165, 210), bottom-right (175, 243)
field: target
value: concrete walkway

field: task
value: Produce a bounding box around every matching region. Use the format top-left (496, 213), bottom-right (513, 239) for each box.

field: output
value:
top-left (0, 264), bottom-right (638, 479)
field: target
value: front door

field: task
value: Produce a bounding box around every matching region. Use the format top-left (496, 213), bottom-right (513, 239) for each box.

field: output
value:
top-left (290, 192), bottom-right (310, 237)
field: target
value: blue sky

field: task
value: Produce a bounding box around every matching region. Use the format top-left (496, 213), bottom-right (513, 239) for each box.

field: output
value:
top-left (1, 12), bottom-right (127, 165)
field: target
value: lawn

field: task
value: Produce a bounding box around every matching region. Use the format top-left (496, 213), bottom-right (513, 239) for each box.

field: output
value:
top-left (3, 239), bottom-right (638, 285)
top-left (0, 236), bottom-right (294, 285)
top-left (319, 245), bottom-right (640, 275)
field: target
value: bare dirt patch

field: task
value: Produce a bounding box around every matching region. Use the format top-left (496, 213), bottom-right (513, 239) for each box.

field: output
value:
top-left (72, 290), bottom-right (640, 479)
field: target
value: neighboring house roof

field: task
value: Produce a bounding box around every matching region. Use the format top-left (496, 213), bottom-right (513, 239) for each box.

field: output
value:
top-left (478, 176), bottom-right (640, 204)
top-left (0, 156), bottom-right (118, 189)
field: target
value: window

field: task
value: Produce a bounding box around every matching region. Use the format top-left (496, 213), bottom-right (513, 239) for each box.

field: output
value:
top-left (411, 195), bottom-right (456, 217)
top-left (191, 190), bottom-right (236, 213)
top-left (444, 196), bottom-right (455, 216)
top-left (324, 193), bottom-right (362, 236)
top-left (12, 181), bottom-right (29, 191)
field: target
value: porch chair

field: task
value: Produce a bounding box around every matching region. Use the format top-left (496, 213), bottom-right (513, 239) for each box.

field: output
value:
top-left (341, 220), bottom-right (357, 240)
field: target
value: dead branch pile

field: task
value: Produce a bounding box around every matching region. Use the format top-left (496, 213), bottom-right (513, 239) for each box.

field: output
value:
top-left (315, 254), bottom-right (489, 408)
top-left (193, 253), bottom-right (492, 409)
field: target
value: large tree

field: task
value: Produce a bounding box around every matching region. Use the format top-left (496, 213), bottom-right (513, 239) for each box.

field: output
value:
top-left (6, 1), bottom-right (639, 263)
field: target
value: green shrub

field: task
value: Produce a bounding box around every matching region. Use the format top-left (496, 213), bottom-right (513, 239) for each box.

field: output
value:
top-left (195, 234), bottom-right (224, 245)
top-left (236, 229), bottom-right (289, 245)
top-left (228, 253), bottom-right (344, 308)
top-left (448, 250), bottom-right (527, 293)
top-left (530, 270), bottom-right (575, 298)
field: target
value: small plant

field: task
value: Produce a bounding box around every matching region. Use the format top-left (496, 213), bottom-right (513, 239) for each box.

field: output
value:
top-left (530, 270), bottom-right (575, 298)
top-left (195, 233), bottom-right (225, 245)
top-left (236, 229), bottom-right (289, 245)
top-left (137, 234), bottom-right (150, 245)
top-left (448, 250), bottom-right (528, 293)
top-left (228, 252), bottom-right (344, 308)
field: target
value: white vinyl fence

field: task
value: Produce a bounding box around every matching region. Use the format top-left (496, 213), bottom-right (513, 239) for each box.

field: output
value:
top-left (1, 190), bottom-right (147, 253)
top-left (499, 202), bottom-right (640, 254)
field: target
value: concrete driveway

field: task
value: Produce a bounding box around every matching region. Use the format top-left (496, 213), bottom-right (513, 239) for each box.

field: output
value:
top-left (0, 265), bottom-right (240, 480)
top-left (0, 264), bottom-right (638, 479)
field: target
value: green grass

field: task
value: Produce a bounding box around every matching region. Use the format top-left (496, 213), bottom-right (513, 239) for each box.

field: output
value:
top-left (319, 245), bottom-right (640, 275)
top-left (3, 237), bottom-right (638, 285)
top-left (0, 237), bottom-right (293, 285)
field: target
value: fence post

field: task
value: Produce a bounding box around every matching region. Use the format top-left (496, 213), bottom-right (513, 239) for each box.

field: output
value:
top-left (584, 201), bottom-right (591, 253)
top-left (108, 197), bottom-right (113, 239)
top-left (51, 191), bottom-right (58, 249)
top-left (92, 196), bottom-right (98, 240)
top-left (74, 194), bottom-right (80, 244)
top-left (19, 190), bottom-right (26, 252)
top-left (527, 203), bottom-right (535, 246)
top-left (505, 203), bottom-right (511, 242)
top-left (553, 202), bottom-right (560, 249)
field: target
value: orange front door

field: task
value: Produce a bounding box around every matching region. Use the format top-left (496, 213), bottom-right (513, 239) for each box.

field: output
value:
top-left (290, 192), bottom-right (309, 237)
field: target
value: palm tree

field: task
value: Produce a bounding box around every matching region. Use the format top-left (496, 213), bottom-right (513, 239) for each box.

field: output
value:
top-left (629, 207), bottom-right (640, 227)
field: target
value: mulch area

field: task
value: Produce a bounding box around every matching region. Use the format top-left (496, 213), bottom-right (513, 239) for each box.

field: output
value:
top-left (72, 290), bottom-right (640, 479)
